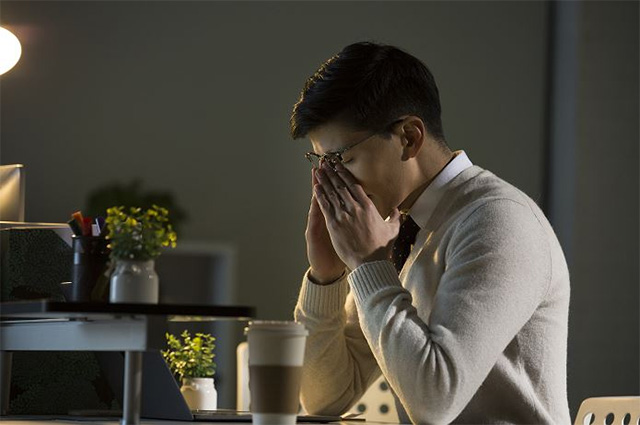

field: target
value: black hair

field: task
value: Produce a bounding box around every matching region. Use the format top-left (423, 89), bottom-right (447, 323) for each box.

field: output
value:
top-left (290, 41), bottom-right (447, 146)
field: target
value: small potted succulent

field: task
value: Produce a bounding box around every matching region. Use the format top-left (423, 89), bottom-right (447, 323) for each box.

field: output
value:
top-left (105, 205), bottom-right (177, 303)
top-left (162, 330), bottom-right (217, 410)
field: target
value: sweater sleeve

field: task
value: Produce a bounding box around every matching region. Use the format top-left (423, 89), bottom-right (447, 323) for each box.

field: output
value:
top-left (348, 199), bottom-right (551, 424)
top-left (293, 269), bottom-right (381, 415)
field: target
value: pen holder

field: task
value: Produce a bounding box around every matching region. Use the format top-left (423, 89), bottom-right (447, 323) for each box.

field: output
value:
top-left (70, 235), bottom-right (111, 302)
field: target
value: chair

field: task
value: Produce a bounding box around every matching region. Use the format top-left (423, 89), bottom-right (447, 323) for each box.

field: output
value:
top-left (346, 373), bottom-right (398, 422)
top-left (236, 342), bottom-right (398, 422)
top-left (574, 396), bottom-right (640, 425)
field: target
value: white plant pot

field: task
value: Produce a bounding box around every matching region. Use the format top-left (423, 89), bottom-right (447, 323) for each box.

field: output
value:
top-left (109, 259), bottom-right (159, 304)
top-left (180, 377), bottom-right (217, 410)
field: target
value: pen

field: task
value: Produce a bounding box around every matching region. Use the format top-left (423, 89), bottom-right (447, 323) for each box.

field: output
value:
top-left (95, 216), bottom-right (105, 233)
top-left (98, 221), bottom-right (109, 238)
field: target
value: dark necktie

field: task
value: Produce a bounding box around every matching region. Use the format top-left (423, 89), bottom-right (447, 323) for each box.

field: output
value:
top-left (391, 214), bottom-right (420, 273)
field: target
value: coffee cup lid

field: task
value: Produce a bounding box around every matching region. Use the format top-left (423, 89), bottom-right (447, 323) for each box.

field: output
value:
top-left (245, 320), bottom-right (308, 336)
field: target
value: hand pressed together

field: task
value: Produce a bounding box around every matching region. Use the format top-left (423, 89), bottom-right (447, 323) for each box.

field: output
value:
top-left (305, 166), bottom-right (346, 284)
top-left (311, 161), bottom-right (401, 272)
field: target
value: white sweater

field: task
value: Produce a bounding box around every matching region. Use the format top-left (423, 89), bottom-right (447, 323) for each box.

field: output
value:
top-left (294, 165), bottom-right (571, 424)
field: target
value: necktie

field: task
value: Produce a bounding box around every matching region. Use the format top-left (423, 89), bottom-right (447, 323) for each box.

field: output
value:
top-left (391, 214), bottom-right (420, 273)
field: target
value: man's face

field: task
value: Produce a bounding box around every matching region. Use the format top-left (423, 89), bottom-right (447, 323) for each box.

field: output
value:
top-left (308, 121), bottom-right (409, 218)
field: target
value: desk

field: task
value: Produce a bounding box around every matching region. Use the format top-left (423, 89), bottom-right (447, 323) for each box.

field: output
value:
top-left (0, 301), bottom-right (255, 425)
top-left (0, 420), bottom-right (398, 425)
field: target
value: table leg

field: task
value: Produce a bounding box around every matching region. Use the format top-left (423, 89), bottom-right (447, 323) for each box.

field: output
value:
top-left (0, 352), bottom-right (12, 415)
top-left (121, 351), bottom-right (143, 425)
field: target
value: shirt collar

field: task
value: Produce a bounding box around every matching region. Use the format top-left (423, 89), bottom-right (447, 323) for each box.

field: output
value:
top-left (408, 150), bottom-right (473, 229)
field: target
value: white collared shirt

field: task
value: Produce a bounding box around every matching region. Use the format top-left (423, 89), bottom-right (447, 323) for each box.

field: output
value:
top-left (408, 150), bottom-right (473, 228)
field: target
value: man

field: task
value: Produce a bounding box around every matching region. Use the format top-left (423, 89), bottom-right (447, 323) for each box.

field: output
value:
top-left (291, 42), bottom-right (571, 424)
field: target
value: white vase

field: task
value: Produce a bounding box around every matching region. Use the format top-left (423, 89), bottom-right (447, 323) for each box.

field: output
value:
top-left (180, 377), bottom-right (217, 411)
top-left (109, 259), bottom-right (159, 304)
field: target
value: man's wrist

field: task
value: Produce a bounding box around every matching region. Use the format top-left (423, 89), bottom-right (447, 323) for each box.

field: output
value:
top-left (308, 269), bottom-right (346, 286)
top-left (359, 250), bottom-right (391, 268)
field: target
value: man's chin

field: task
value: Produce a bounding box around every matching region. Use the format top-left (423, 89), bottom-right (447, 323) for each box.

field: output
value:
top-left (368, 197), bottom-right (389, 219)
top-left (366, 194), bottom-right (395, 219)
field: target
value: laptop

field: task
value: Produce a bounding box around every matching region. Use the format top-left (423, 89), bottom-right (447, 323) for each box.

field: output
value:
top-left (96, 351), bottom-right (363, 423)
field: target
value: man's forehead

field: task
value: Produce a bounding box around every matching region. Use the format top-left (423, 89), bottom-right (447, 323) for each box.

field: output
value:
top-left (308, 122), bottom-right (366, 154)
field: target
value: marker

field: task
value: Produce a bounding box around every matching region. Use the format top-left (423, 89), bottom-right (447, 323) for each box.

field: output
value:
top-left (67, 218), bottom-right (83, 237)
top-left (71, 211), bottom-right (84, 232)
top-left (82, 217), bottom-right (92, 236)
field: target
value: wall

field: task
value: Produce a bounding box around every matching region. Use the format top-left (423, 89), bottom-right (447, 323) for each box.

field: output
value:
top-left (553, 0), bottom-right (639, 415)
top-left (0, 0), bottom-right (548, 321)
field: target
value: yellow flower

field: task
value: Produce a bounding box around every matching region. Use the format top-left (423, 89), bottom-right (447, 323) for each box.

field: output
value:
top-left (192, 337), bottom-right (202, 351)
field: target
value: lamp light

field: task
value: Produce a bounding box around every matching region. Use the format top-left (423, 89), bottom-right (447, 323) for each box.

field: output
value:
top-left (0, 26), bottom-right (22, 75)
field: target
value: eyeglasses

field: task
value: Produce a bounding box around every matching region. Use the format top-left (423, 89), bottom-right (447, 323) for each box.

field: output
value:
top-left (305, 118), bottom-right (405, 168)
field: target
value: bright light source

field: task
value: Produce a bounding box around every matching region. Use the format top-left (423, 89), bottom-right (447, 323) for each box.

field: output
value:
top-left (0, 27), bottom-right (22, 75)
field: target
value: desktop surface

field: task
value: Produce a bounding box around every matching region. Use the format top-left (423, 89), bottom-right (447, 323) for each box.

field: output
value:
top-left (0, 419), bottom-right (391, 425)
top-left (0, 299), bottom-right (256, 320)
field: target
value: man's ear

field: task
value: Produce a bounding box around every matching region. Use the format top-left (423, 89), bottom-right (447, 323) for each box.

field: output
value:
top-left (401, 117), bottom-right (425, 160)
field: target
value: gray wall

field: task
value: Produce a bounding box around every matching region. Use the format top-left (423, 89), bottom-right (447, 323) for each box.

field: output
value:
top-left (0, 1), bottom-right (548, 320)
top-left (0, 0), bottom-right (637, 417)
top-left (549, 0), bottom-right (639, 416)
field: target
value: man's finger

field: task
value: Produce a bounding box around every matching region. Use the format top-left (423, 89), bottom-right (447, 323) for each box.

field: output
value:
top-left (320, 162), bottom-right (349, 203)
top-left (320, 163), bottom-right (359, 214)
top-left (311, 167), bottom-right (322, 198)
top-left (314, 184), bottom-right (334, 220)
top-left (316, 168), bottom-right (345, 213)
top-left (321, 161), bottom-right (346, 190)
top-left (309, 169), bottom-right (326, 220)
top-left (308, 188), bottom-right (322, 218)
top-left (333, 162), bottom-right (371, 205)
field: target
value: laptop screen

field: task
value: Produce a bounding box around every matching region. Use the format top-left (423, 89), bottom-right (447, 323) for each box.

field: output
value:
top-left (97, 351), bottom-right (194, 421)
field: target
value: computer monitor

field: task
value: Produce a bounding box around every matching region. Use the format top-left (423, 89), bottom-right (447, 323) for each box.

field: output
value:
top-left (95, 351), bottom-right (345, 423)
top-left (0, 164), bottom-right (25, 222)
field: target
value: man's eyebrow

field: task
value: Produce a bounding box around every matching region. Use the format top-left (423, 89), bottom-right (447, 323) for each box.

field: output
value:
top-left (310, 145), bottom-right (344, 156)
top-left (324, 147), bottom-right (343, 155)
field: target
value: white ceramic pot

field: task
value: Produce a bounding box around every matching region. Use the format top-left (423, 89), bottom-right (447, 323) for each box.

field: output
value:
top-left (180, 377), bottom-right (217, 410)
top-left (109, 259), bottom-right (159, 304)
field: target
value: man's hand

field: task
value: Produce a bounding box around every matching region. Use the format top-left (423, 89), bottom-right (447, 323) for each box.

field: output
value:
top-left (313, 161), bottom-right (401, 271)
top-left (306, 167), bottom-right (346, 284)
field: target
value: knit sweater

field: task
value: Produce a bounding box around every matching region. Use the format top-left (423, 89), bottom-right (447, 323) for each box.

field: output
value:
top-left (294, 165), bottom-right (571, 424)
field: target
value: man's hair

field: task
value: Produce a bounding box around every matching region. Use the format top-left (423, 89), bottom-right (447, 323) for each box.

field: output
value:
top-left (290, 41), bottom-right (447, 146)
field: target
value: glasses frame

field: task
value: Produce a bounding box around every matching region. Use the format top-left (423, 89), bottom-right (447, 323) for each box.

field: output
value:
top-left (305, 118), bottom-right (405, 167)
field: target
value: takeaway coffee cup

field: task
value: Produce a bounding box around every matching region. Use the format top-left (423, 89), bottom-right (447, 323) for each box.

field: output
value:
top-left (246, 320), bottom-right (308, 425)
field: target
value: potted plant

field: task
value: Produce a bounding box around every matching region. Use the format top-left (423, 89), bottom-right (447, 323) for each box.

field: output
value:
top-left (162, 330), bottom-right (217, 410)
top-left (105, 205), bottom-right (177, 303)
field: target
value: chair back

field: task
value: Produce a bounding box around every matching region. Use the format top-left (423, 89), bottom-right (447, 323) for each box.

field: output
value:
top-left (574, 396), bottom-right (640, 425)
top-left (346, 374), bottom-right (398, 422)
